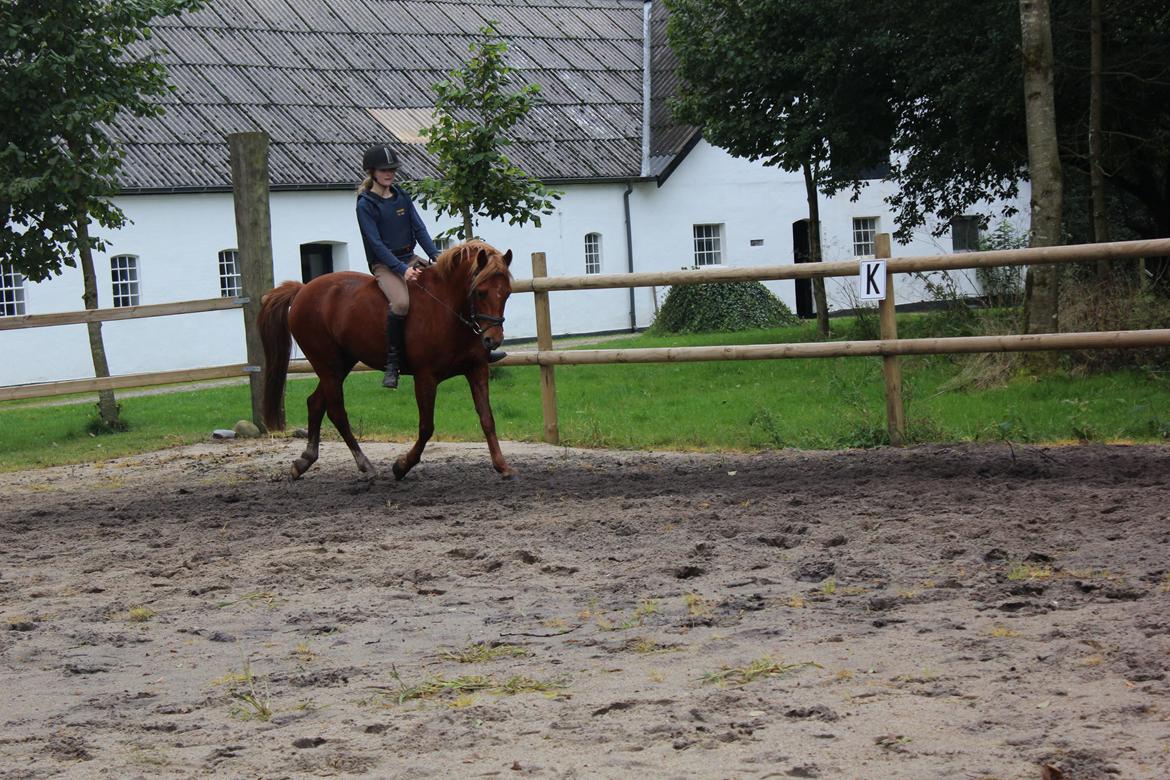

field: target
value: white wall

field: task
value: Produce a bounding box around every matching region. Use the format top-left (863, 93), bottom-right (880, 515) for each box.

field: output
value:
top-left (0, 142), bottom-right (1028, 386)
top-left (633, 141), bottom-right (1030, 317)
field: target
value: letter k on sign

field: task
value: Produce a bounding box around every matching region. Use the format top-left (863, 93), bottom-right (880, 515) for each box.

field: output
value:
top-left (858, 260), bottom-right (887, 301)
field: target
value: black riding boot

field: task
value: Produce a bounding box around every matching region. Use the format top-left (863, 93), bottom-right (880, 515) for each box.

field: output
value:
top-left (383, 311), bottom-right (406, 389)
top-left (488, 350), bottom-right (507, 363)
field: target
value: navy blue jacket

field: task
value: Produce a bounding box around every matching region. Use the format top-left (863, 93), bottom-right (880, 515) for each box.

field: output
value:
top-left (356, 186), bottom-right (441, 275)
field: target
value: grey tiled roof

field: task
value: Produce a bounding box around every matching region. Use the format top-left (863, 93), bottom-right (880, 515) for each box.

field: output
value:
top-left (115, 0), bottom-right (699, 192)
top-left (649, 0), bottom-right (697, 178)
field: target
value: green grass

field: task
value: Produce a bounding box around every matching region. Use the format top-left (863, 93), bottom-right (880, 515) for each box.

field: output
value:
top-left (2, 319), bottom-right (1168, 471)
top-left (439, 642), bottom-right (530, 663)
top-left (378, 669), bottom-right (566, 704)
top-left (701, 657), bottom-right (820, 687)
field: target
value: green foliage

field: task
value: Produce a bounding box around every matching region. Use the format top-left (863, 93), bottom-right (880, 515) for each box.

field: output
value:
top-left (825, 365), bottom-right (889, 448)
top-left (651, 281), bottom-right (798, 334)
top-left (413, 22), bottom-right (560, 239)
top-left (667, 0), bottom-right (893, 190)
top-left (1059, 279), bottom-right (1170, 372)
top-left (976, 221), bottom-right (1027, 308)
top-left (667, 0), bottom-right (1170, 244)
top-left (0, 0), bottom-right (202, 282)
top-left (85, 404), bottom-right (130, 435)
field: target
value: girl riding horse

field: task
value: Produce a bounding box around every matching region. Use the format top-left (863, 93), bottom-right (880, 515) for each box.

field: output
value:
top-left (355, 144), bottom-right (503, 388)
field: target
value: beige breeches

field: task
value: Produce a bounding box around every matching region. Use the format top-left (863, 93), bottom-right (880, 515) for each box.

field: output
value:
top-left (371, 257), bottom-right (424, 316)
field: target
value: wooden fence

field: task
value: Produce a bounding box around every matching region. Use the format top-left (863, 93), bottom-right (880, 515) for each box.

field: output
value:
top-left (501, 235), bottom-right (1170, 446)
top-left (0, 296), bottom-right (253, 402)
top-left (3, 219), bottom-right (1169, 446)
top-left (0, 133), bottom-right (275, 423)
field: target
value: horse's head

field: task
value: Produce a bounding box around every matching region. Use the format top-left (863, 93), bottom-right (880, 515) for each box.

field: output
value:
top-left (434, 241), bottom-right (513, 352)
top-left (468, 244), bottom-right (513, 351)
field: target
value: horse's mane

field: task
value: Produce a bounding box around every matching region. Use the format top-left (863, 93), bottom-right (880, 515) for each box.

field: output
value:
top-left (432, 240), bottom-right (513, 286)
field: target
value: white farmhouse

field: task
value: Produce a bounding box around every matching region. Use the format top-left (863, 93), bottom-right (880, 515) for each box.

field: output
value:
top-left (1, 0), bottom-right (1025, 387)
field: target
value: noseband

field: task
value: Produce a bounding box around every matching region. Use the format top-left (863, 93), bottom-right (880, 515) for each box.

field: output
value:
top-left (467, 290), bottom-right (505, 337)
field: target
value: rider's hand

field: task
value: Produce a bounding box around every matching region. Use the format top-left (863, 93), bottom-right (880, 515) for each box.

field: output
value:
top-left (404, 266), bottom-right (422, 282)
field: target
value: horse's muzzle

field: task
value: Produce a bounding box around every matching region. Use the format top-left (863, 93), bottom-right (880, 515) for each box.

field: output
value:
top-left (482, 332), bottom-right (502, 351)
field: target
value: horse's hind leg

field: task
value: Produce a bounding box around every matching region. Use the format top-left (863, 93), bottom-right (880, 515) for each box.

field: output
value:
top-left (291, 384), bottom-right (326, 479)
top-left (321, 373), bottom-right (374, 475)
top-left (392, 374), bottom-right (436, 480)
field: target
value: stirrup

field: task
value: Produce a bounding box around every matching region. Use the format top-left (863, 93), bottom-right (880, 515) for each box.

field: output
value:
top-left (488, 350), bottom-right (507, 363)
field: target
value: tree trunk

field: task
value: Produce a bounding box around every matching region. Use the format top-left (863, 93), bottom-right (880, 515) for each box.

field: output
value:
top-left (802, 160), bottom-right (830, 338)
top-left (462, 207), bottom-right (474, 242)
top-left (76, 200), bottom-right (121, 428)
top-left (1019, 0), bottom-right (1063, 339)
top-left (1088, 0), bottom-right (1109, 278)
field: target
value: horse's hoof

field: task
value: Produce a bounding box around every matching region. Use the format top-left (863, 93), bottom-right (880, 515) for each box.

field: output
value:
top-left (392, 460), bottom-right (408, 481)
top-left (289, 464), bottom-right (303, 480)
top-left (499, 468), bottom-right (517, 481)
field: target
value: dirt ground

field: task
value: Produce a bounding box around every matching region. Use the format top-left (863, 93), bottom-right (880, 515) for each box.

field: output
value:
top-left (1, 438), bottom-right (1168, 779)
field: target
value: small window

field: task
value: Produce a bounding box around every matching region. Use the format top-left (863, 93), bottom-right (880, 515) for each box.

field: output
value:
top-left (950, 216), bottom-right (981, 252)
top-left (110, 254), bottom-right (140, 308)
top-left (434, 236), bottom-right (454, 252)
top-left (218, 249), bottom-right (242, 297)
top-left (856, 158), bottom-right (891, 181)
top-left (852, 217), bottom-right (879, 257)
top-left (584, 232), bottom-right (602, 274)
top-left (693, 224), bottom-right (723, 266)
top-left (1, 264), bottom-right (27, 317)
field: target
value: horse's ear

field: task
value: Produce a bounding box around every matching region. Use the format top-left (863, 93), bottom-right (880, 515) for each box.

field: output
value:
top-left (503, 249), bottom-right (512, 267)
top-left (475, 248), bottom-right (489, 272)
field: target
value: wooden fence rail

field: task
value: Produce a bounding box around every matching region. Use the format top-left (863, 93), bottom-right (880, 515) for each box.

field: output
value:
top-left (0, 297), bottom-right (246, 331)
top-left (0, 364), bottom-right (251, 403)
top-left (510, 237), bottom-right (1170, 294)
top-left (498, 329), bottom-right (1170, 366)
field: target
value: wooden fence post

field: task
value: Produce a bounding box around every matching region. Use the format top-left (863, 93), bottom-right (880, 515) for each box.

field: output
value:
top-left (875, 233), bottom-right (906, 445)
top-left (531, 252), bottom-right (559, 444)
top-left (229, 132), bottom-right (277, 431)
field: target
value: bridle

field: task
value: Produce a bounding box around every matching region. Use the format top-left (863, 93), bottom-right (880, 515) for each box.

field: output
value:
top-left (411, 274), bottom-right (505, 338)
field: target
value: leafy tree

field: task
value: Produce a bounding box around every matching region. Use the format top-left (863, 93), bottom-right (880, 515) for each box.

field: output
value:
top-left (414, 22), bottom-right (560, 241)
top-left (861, 0), bottom-right (1170, 246)
top-left (667, 0), bottom-right (1170, 343)
top-left (665, 0), bottom-right (895, 337)
top-left (1, 0), bottom-right (201, 428)
top-left (670, 0), bottom-right (1170, 242)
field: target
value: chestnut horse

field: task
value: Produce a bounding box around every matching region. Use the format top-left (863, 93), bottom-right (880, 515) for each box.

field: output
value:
top-left (258, 241), bottom-right (515, 480)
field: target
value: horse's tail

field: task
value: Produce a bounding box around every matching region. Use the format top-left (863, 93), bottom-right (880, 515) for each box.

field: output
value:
top-left (258, 281), bottom-right (302, 431)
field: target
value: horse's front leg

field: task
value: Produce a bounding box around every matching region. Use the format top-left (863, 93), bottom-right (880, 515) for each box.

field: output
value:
top-left (392, 373), bottom-right (436, 481)
top-left (466, 365), bottom-right (514, 479)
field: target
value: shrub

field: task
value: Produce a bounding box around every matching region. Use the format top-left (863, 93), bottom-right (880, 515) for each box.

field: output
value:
top-left (976, 220), bottom-right (1027, 308)
top-left (651, 281), bottom-right (798, 334)
top-left (1059, 277), bottom-right (1170, 372)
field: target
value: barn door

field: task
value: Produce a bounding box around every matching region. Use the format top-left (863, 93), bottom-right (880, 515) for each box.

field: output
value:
top-left (300, 243), bottom-right (334, 283)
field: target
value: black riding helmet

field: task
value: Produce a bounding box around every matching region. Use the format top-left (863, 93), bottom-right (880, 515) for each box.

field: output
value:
top-left (363, 145), bottom-right (401, 172)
